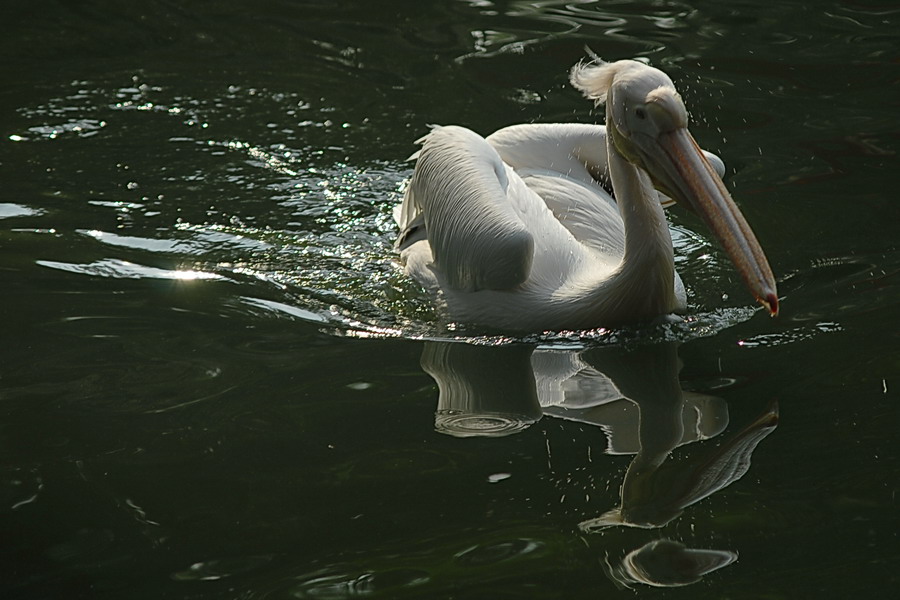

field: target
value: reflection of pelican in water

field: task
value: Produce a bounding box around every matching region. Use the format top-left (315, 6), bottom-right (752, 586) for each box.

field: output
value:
top-left (395, 58), bottom-right (778, 331)
top-left (418, 340), bottom-right (778, 587)
top-left (423, 341), bottom-right (777, 525)
top-left (423, 342), bottom-right (543, 438)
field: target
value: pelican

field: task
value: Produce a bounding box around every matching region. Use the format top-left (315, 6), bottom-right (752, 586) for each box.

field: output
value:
top-left (395, 58), bottom-right (778, 331)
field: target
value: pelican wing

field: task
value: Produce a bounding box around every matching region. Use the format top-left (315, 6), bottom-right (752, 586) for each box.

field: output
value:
top-left (398, 126), bottom-right (535, 291)
top-left (487, 123), bottom-right (614, 191)
top-left (487, 123), bottom-right (726, 218)
top-left (487, 124), bottom-right (625, 256)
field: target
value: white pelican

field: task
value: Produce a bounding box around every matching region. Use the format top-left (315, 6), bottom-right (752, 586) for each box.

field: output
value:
top-left (395, 58), bottom-right (778, 331)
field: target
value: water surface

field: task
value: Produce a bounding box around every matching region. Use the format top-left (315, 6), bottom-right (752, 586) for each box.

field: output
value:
top-left (2, 0), bottom-right (898, 598)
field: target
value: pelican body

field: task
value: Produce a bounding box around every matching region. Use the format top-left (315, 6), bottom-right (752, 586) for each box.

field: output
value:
top-left (395, 59), bottom-right (778, 331)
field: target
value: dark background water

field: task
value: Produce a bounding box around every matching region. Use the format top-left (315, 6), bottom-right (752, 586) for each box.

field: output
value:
top-left (2, 0), bottom-right (898, 598)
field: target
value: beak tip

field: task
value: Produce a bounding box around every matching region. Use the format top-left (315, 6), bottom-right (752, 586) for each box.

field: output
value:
top-left (762, 292), bottom-right (779, 317)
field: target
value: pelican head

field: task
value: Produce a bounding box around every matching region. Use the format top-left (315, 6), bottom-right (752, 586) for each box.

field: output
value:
top-left (571, 59), bottom-right (779, 316)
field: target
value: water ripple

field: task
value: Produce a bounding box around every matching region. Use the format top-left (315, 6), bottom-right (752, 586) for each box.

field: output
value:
top-left (171, 555), bottom-right (276, 582)
top-left (454, 538), bottom-right (544, 566)
top-left (434, 410), bottom-right (537, 438)
top-left (0, 203), bottom-right (43, 219)
top-left (287, 567), bottom-right (431, 599)
top-left (37, 258), bottom-right (225, 281)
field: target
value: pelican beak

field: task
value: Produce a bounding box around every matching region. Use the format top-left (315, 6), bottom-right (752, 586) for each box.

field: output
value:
top-left (637, 128), bottom-right (778, 316)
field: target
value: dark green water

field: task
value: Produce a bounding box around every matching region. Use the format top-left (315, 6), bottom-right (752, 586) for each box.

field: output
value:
top-left (2, 0), bottom-right (898, 598)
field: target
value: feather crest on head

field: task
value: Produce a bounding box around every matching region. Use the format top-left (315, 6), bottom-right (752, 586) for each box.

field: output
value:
top-left (569, 58), bottom-right (667, 106)
top-left (569, 58), bottom-right (616, 105)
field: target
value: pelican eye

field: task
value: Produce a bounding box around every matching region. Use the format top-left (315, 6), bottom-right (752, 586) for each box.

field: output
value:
top-left (634, 107), bottom-right (647, 120)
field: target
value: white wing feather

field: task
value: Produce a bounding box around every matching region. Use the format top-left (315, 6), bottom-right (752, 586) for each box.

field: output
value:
top-left (398, 126), bottom-right (534, 291)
